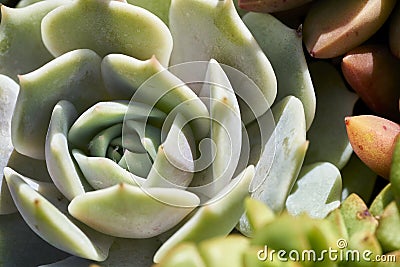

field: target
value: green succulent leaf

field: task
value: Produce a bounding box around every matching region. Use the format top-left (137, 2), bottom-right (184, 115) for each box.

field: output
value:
top-left (68, 183), bottom-right (200, 238)
top-left (376, 201), bottom-right (400, 252)
top-left (243, 12), bottom-right (316, 130)
top-left (169, 0), bottom-right (277, 119)
top-left (101, 54), bottom-right (165, 100)
top-left (0, 1), bottom-right (66, 81)
top-left (370, 184), bottom-right (394, 217)
top-left (191, 59), bottom-right (242, 198)
top-left (12, 49), bottom-right (110, 159)
top-left (390, 136), bottom-right (400, 205)
top-left (68, 101), bottom-right (165, 151)
top-left (304, 61), bottom-right (358, 169)
top-left (197, 235), bottom-right (250, 267)
top-left (244, 197), bottom-right (275, 235)
top-left (72, 149), bottom-right (144, 190)
top-left (4, 167), bottom-right (113, 261)
top-left (286, 162), bottom-right (342, 219)
top-left (304, 62), bottom-right (358, 169)
top-left (156, 244), bottom-right (206, 267)
top-left (45, 100), bottom-right (90, 201)
top-left (243, 96), bottom-right (308, 224)
top-left (41, 0), bottom-right (172, 66)
top-left (144, 114), bottom-right (194, 189)
top-left (347, 230), bottom-right (382, 267)
top-left (341, 153), bottom-right (377, 203)
top-left (154, 165), bottom-right (255, 263)
top-left (0, 75), bottom-right (19, 214)
top-left (129, 62), bottom-right (210, 140)
top-left (340, 194), bottom-right (378, 238)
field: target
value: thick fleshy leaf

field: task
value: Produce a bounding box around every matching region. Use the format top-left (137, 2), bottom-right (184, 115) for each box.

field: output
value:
top-left (45, 100), bottom-right (88, 201)
top-left (376, 201), bottom-right (400, 252)
top-left (12, 49), bottom-right (109, 159)
top-left (69, 101), bottom-right (165, 151)
top-left (72, 150), bottom-right (145, 190)
top-left (154, 165), bottom-right (254, 263)
top-left (6, 174), bottom-right (69, 212)
top-left (341, 153), bottom-right (377, 202)
top-left (4, 167), bottom-right (113, 261)
top-left (101, 55), bottom-right (164, 100)
top-left (251, 96), bottom-right (307, 213)
top-left (340, 194), bottom-right (378, 238)
top-left (244, 197), bottom-right (275, 235)
top-left (69, 183), bottom-right (200, 238)
top-left (304, 61), bottom-right (358, 169)
top-left (1, 150), bottom-right (56, 214)
top-left (192, 59), bottom-right (242, 198)
top-left (121, 150), bottom-right (153, 178)
top-left (243, 12), bottom-right (316, 130)
top-left (89, 123), bottom-right (123, 157)
top-left (145, 114), bottom-right (194, 189)
top-left (196, 235), bottom-right (250, 267)
top-left (345, 115), bottom-right (400, 179)
top-left (0, 213), bottom-right (69, 266)
top-left (238, 96), bottom-right (307, 236)
top-left (68, 101), bottom-right (127, 150)
top-left (154, 243), bottom-right (206, 267)
top-left (0, 75), bottom-right (19, 214)
top-left (347, 230), bottom-right (382, 267)
top-left (303, 0), bottom-right (396, 58)
top-left (391, 136), bottom-right (400, 204)
top-left (369, 184), bottom-right (394, 217)
top-left (169, 0), bottom-right (277, 112)
top-left (341, 44), bottom-right (400, 122)
top-left (41, 0), bottom-right (172, 66)
top-left (127, 0), bottom-right (171, 26)
top-left (0, 1), bottom-right (66, 81)
top-left (128, 63), bottom-right (210, 140)
top-left (286, 162), bottom-right (342, 218)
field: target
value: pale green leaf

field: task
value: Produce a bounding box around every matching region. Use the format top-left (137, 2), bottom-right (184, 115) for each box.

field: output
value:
top-left (4, 167), bottom-right (113, 261)
top-left (69, 183), bottom-right (200, 238)
top-left (154, 165), bottom-right (254, 262)
top-left (238, 96), bottom-right (307, 236)
top-left (42, 0), bottom-right (172, 66)
top-left (304, 61), bottom-right (358, 169)
top-left (11, 49), bottom-right (109, 159)
top-left (286, 162), bottom-right (342, 218)
top-left (0, 1), bottom-right (66, 81)
top-left (72, 149), bottom-right (145, 190)
top-left (45, 100), bottom-right (89, 201)
top-left (145, 114), bottom-right (194, 189)
top-left (169, 0), bottom-right (277, 116)
top-left (243, 12), bottom-right (316, 130)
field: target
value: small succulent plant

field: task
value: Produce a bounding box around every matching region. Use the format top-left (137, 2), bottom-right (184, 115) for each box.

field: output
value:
top-left (0, 0), bottom-right (399, 266)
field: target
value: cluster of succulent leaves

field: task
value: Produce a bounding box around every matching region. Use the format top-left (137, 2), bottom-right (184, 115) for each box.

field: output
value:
top-left (155, 138), bottom-right (400, 266)
top-left (0, 0), bottom-right (399, 266)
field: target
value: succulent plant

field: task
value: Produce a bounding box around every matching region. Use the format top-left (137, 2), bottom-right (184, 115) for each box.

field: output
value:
top-left (0, 0), bottom-right (281, 265)
top-left (1, 0), bottom-right (400, 266)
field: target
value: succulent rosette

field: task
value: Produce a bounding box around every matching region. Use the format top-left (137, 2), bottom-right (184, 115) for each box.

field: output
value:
top-left (0, 0), bottom-right (280, 265)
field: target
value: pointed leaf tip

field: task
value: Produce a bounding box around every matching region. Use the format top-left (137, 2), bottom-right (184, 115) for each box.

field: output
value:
top-left (345, 115), bottom-right (400, 179)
